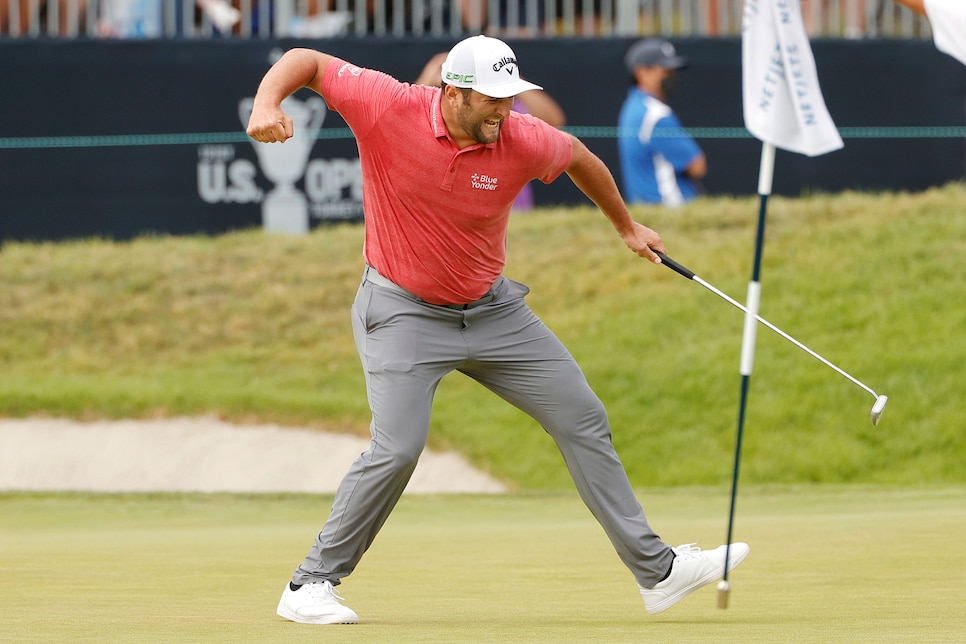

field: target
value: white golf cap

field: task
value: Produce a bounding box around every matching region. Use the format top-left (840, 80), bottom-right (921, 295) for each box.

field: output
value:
top-left (440, 35), bottom-right (542, 98)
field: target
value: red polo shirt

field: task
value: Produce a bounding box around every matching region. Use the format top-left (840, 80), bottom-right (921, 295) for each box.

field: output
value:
top-left (321, 59), bottom-right (573, 305)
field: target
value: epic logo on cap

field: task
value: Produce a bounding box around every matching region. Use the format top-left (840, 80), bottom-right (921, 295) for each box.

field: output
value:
top-left (444, 71), bottom-right (476, 84)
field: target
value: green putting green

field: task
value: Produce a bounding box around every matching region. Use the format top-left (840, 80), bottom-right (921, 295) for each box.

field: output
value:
top-left (1, 486), bottom-right (963, 642)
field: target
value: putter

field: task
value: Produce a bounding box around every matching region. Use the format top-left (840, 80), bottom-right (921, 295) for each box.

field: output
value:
top-left (654, 251), bottom-right (888, 425)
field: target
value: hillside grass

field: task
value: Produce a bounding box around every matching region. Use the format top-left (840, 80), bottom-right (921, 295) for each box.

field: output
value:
top-left (1, 185), bottom-right (963, 489)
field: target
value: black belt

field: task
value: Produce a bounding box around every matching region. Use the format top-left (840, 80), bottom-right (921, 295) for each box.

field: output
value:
top-left (363, 266), bottom-right (496, 310)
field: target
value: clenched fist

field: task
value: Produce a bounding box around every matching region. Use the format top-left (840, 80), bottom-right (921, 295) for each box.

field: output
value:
top-left (246, 106), bottom-right (295, 143)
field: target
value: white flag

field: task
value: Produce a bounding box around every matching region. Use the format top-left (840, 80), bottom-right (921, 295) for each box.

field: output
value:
top-left (742, 0), bottom-right (843, 157)
top-left (924, 0), bottom-right (966, 66)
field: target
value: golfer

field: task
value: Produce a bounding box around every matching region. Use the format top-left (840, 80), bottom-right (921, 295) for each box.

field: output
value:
top-left (246, 35), bottom-right (748, 625)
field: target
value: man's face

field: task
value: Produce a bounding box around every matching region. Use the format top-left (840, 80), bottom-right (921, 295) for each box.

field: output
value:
top-left (453, 90), bottom-right (515, 145)
top-left (634, 65), bottom-right (678, 100)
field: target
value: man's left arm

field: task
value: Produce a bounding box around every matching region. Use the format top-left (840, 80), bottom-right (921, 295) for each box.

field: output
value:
top-left (565, 135), bottom-right (665, 263)
top-left (685, 152), bottom-right (707, 179)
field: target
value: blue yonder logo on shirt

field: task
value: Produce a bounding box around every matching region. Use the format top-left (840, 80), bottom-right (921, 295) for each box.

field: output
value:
top-left (471, 173), bottom-right (499, 191)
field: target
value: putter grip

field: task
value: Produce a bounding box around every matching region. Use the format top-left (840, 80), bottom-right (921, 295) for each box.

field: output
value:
top-left (654, 251), bottom-right (696, 280)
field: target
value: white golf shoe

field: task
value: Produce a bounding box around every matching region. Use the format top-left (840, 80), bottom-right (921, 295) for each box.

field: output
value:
top-left (276, 581), bottom-right (360, 624)
top-left (639, 542), bottom-right (750, 615)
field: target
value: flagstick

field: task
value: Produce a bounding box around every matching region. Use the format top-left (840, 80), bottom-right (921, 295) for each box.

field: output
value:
top-left (718, 140), bottom-right (776, 609)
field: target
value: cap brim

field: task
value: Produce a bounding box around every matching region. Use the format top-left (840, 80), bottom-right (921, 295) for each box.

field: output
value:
top-left (474, 78), bottom-right (543, 99)
top-left (628, 56), bottom-right (689, 72)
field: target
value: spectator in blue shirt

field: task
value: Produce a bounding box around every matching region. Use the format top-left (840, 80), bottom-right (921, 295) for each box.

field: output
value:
top-left (618, 39), bottom-right (706, 207)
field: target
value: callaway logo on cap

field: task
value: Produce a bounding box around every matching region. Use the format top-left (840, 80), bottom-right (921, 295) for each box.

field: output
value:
top-left (440, 35), bottom-right (542, 99)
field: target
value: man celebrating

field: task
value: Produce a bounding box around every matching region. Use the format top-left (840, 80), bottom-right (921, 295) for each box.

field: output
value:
top-left (246, 35), bottom-right (747, 625)
top-left (618, 39), bottom-right (707, 206)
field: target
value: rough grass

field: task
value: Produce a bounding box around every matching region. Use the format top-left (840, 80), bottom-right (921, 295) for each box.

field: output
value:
top-left (1, 185), bottom-right (963, 488)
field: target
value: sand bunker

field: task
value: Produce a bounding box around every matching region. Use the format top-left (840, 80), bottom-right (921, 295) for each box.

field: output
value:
top-left (0, 417), bottom-right (506, 494)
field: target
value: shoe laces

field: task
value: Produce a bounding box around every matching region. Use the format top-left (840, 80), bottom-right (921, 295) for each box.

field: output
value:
top-left (672, 543), bottom-right (702, 560)
top-left (305, 581), bottom-right (347, 604)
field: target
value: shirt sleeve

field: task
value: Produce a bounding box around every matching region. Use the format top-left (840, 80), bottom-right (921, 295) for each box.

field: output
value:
top-left (651, 113), bottom-right (702, 172)
top-left (321, 58), bottom-right (406, 138)
top-left (519, 113), bottom-right (573, 184)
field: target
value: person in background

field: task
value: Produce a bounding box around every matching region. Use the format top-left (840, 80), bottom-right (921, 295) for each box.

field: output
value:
top-left (96, 0), bottom-right (240, 37)
top-left (457, 0), bottom-right (544, 37)
top-left (618, 38), bottom-right (706, 207)
top-left (1, 0), bottom-right (89, 35)
top-left (415, 50), bottom-right (567, 212)
top-left (800, 0), bottom-right (866, 38)
top-left (893, 0), bottom-right (966, 65)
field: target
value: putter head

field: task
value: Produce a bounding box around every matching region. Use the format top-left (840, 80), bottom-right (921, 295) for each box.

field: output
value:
top-left (871, 395), bottom-right (888, 426)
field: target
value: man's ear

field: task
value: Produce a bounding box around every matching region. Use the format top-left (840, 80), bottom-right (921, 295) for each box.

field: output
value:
top-left (443, 85), bottom-right (463, 106)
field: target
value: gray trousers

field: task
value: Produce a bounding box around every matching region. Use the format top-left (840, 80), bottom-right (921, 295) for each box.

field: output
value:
top-left (293, 270), bottom-right (674, 588)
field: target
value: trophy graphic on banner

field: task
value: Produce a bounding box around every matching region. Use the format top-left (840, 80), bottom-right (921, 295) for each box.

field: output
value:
top-left (239, 95), bottom-right (326, 234)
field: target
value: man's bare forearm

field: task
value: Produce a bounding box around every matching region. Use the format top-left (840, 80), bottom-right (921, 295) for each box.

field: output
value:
top-left (247, 49), bottom-right (333, 143)
top-left (253, 48), bottom-right (332, 108)
top-left (565, 135), bottom-right (665, 262)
